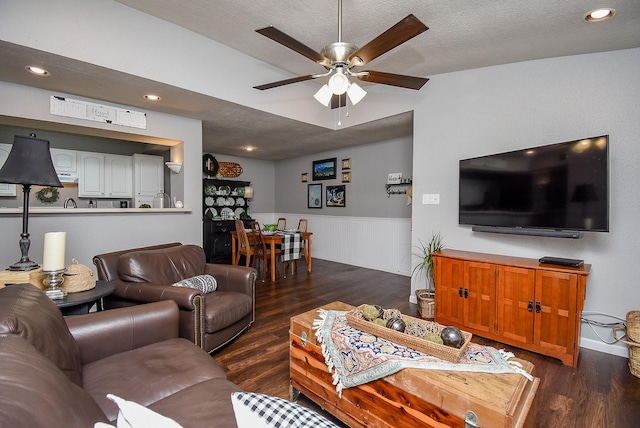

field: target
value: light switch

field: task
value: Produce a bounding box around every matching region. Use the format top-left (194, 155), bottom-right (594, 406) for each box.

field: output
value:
top-left (423, 194), bottom-right (440, 204)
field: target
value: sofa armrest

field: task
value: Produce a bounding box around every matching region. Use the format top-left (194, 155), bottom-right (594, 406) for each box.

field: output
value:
top-left (205, 264), bottom-right (256, 296)
top-left (111, 279), bottom-right (201, 310)
top-left (66, 300), bottom-right (180, 365)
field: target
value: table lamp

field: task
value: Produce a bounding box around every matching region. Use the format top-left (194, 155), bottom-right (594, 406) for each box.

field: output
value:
top-left (0, 135), bottom-right (62, 271)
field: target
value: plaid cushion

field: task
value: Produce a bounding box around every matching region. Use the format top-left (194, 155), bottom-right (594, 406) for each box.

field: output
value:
top-left (231, 391), bottom-right (338, 428)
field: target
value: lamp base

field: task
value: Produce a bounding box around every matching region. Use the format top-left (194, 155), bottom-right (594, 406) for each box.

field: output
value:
top-left (7, 259), bottom-right (40, 271)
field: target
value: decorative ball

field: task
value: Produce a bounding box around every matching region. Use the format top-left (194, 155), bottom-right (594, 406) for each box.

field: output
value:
top-left (373, 305), bottom-right (384, 319)
top-left (405, 321), bottom-right (428, 338)
top-left (425, 332), bottom-right (444, 345)
top-left (362, 305), bottom-right (380, 321)
top-left (382, 308), bottom-right (402, 321)
top-left (372, 318), bottom-right (387, 327)
top-left (440, 326), bottom-right (465, 348)
top-left (386, 317), bottom-right (406, 332)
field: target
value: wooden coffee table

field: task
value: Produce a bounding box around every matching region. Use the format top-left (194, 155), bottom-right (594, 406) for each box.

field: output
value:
top-left (290, 302), bottom-right (540, 428)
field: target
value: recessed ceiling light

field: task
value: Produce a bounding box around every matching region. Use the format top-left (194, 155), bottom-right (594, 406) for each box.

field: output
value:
top-left (584, 8), bottom-right (616, 22)
top-left (25, 65), bottom-right (50, 76)
top-left (244, 146), bottom-right (255, 152)
top-left (144, 94), bottom-right (161, 101)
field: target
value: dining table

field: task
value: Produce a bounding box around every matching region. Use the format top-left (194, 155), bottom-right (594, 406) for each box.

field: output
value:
top-left (230, 230), bottom-right (313, 282)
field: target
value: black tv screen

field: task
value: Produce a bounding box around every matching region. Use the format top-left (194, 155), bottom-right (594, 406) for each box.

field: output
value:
top-left (459, 135), bottom-right (609, 232)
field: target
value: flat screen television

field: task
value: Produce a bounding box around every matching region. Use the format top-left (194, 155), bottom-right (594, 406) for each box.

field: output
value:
top-left (459, 135), bottom-right (609, 233)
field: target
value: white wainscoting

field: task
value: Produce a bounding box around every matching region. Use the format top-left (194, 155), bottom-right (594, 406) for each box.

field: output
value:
top-left (253, 214), bottom-right (413, 276)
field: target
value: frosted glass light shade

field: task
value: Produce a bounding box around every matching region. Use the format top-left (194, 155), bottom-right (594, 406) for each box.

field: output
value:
top-left (347, 82), bottom-right (367, 105)
top-left (314, 85), bottom-right (332, 106)
top-left (328, 73), bottom-right (349, 95)
top-left (165, 162), bottom-right (182, 174)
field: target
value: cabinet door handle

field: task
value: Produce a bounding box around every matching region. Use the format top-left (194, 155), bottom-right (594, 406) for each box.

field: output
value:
top-left (464, 288), bottom-right (469, 298)
top-left (458, 287), bottom-right (463, 297)
top-left (535, 301), bottom-right (541, 313)
top-left (528, 301), bottom-right (533, 312)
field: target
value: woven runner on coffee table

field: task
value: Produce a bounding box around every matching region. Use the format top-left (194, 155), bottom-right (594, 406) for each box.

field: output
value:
top-left (313, 310), bottom-right (533, 397)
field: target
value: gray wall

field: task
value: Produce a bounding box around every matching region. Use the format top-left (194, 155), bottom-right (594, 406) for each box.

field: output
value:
top-left (411, 48), bottom-right (640, 357)
top-left (0, 82), bottom-right (203, 270)
top-left (274, 137), bottom-right (413, 218)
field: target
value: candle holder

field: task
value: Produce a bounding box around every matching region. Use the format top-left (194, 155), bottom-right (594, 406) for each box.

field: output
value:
top-left (42, 268), bottom-right (67, 299)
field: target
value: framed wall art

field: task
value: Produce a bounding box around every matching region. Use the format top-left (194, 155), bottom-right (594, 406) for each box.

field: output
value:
top-left (342, 171), bottom-right (351, 182)
top-left (312, 157), bottom-right (337, 180)
top-left (326, 184), bottom-right (346, 207)
top-left (308, 183), bottom-right (322, 209)
top-left (341, 158), bottom-right (351, 170)
top-left (301, 173), bottom-right (308, 182)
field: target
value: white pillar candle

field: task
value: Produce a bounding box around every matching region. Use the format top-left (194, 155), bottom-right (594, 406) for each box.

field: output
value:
top-left (42, 232), bottom-right (66, 271)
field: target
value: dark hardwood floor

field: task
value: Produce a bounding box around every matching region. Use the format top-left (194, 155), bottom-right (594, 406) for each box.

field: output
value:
top-left (212, 259), bottom-right (640, 427)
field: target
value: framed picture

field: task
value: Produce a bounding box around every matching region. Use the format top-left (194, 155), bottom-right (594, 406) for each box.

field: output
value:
top-left (301, 173), bottom-right (308, 182)
top-left (312, 157), bottom-right (337, 180)
top-left (326, 185), bottom-right (346, 207)
top-left (342, 171), bottom-right (351, 182)
top-left (308, 183), bottom-right (322, 209)
top-left (341, 158), bottom-right (351, 170)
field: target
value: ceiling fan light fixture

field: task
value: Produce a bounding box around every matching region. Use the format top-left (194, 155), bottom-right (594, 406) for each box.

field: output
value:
top-left (328, 72), bottom-right (349, 95)
top-left (347, 82), bottom-right (367, 105)
top-left (314, 84), bottom-right (333, 106)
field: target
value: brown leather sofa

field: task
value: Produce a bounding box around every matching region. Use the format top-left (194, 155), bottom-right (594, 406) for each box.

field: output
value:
top-left (0, 283), bottom-right (241, 427)
top-left (93, 243), bottom-right (256, 353)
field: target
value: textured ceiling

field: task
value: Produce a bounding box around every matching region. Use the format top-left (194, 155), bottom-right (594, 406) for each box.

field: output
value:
top-left (1, 1), bottom-right (639, 160)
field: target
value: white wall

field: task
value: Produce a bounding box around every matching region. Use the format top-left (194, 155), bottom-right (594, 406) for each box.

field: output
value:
top-left (0, 82), bottom-right (203, 270)
top-left (411, 48), bottom-right (640, 357)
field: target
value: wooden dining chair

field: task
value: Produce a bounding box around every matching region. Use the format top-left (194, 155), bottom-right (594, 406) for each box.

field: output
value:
top-left (277, 217), bottom-right (287, 231)
top-left (250, 221), bottom-right (284, 282)
top-left (234, 220), bottom-right (255, 267)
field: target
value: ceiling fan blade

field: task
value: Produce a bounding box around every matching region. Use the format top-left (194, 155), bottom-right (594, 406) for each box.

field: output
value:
top-left (256, 26), bottom-right (330, 66)
top-left (330, 94), bottom-right (347, 110)
top-left (349, 14), bottom-right (428, 66)
top-left (254, 74), bottom-right (317, 90)
top-left (358, 70), bottom-right (429, 90)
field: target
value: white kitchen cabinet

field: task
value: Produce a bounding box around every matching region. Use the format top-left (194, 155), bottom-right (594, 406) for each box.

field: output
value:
top-left (133, 154), bottom-right (164, 207)
top-left (50, 148), bottom-right (77, 173)
top-left (78, 152), bottom-right (105, 197)
top-left (105, 154), bottom-right (132, 198)
top-left (78, 152), bottom-right (133, 198)
top-left (0, 143), bottom-right (17, 196)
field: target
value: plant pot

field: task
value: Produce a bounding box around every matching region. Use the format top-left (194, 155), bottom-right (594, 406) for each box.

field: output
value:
top-left (415, 289), bottom-right (435, 319)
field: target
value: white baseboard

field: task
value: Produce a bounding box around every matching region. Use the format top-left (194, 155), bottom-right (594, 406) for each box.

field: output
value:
top-left (579, 337), bottom-right (629, 359)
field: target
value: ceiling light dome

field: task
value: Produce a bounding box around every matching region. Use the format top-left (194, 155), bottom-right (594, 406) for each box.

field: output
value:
top-left (584, 8), bottom-right (616, 22)
top-left (328, 71), bottom-right (349, 95)
top-left (25, 66), bottom-right (50, 76)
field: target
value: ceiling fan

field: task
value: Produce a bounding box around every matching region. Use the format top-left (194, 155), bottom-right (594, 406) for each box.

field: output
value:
top-left (253, 0), bottom-right (429, 109)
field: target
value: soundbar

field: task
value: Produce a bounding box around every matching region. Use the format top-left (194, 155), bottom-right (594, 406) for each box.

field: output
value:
top-left (539, 256), bottom-right (584, 267)
top-left (471, 226), bottom-right (584, 239)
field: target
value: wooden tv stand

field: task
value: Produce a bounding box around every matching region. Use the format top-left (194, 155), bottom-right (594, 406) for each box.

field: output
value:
top-left (433, 249), bottom-right (590, 367)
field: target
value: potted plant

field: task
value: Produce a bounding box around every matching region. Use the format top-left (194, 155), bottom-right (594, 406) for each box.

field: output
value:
top-left (412, 232), bottom-right (444, 319)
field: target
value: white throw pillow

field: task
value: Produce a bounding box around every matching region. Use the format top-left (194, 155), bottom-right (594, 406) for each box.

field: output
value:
top-left (95, 394), bottom-right (184, 428)
top-left (172, 274), bottom-right (217, 293)
top-left (231, 391), bottom-right (339, 428)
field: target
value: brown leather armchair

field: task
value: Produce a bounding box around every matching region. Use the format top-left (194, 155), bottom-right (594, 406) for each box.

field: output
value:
top-left (93, 243), bottom-right (256, 353)
top-left (0, 283), bottom-right (241, 427)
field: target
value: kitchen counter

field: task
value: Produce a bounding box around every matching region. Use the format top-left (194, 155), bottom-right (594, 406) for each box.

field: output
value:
top-left (0, 208), bottom-right (192, 215)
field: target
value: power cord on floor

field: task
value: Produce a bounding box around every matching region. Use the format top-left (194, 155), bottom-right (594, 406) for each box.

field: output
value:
top-left (581, 311), bottom-right (627, 345)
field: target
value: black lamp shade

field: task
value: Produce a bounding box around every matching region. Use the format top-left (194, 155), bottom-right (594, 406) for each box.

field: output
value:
top-left (0, 135), bottom-right (62, 187)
